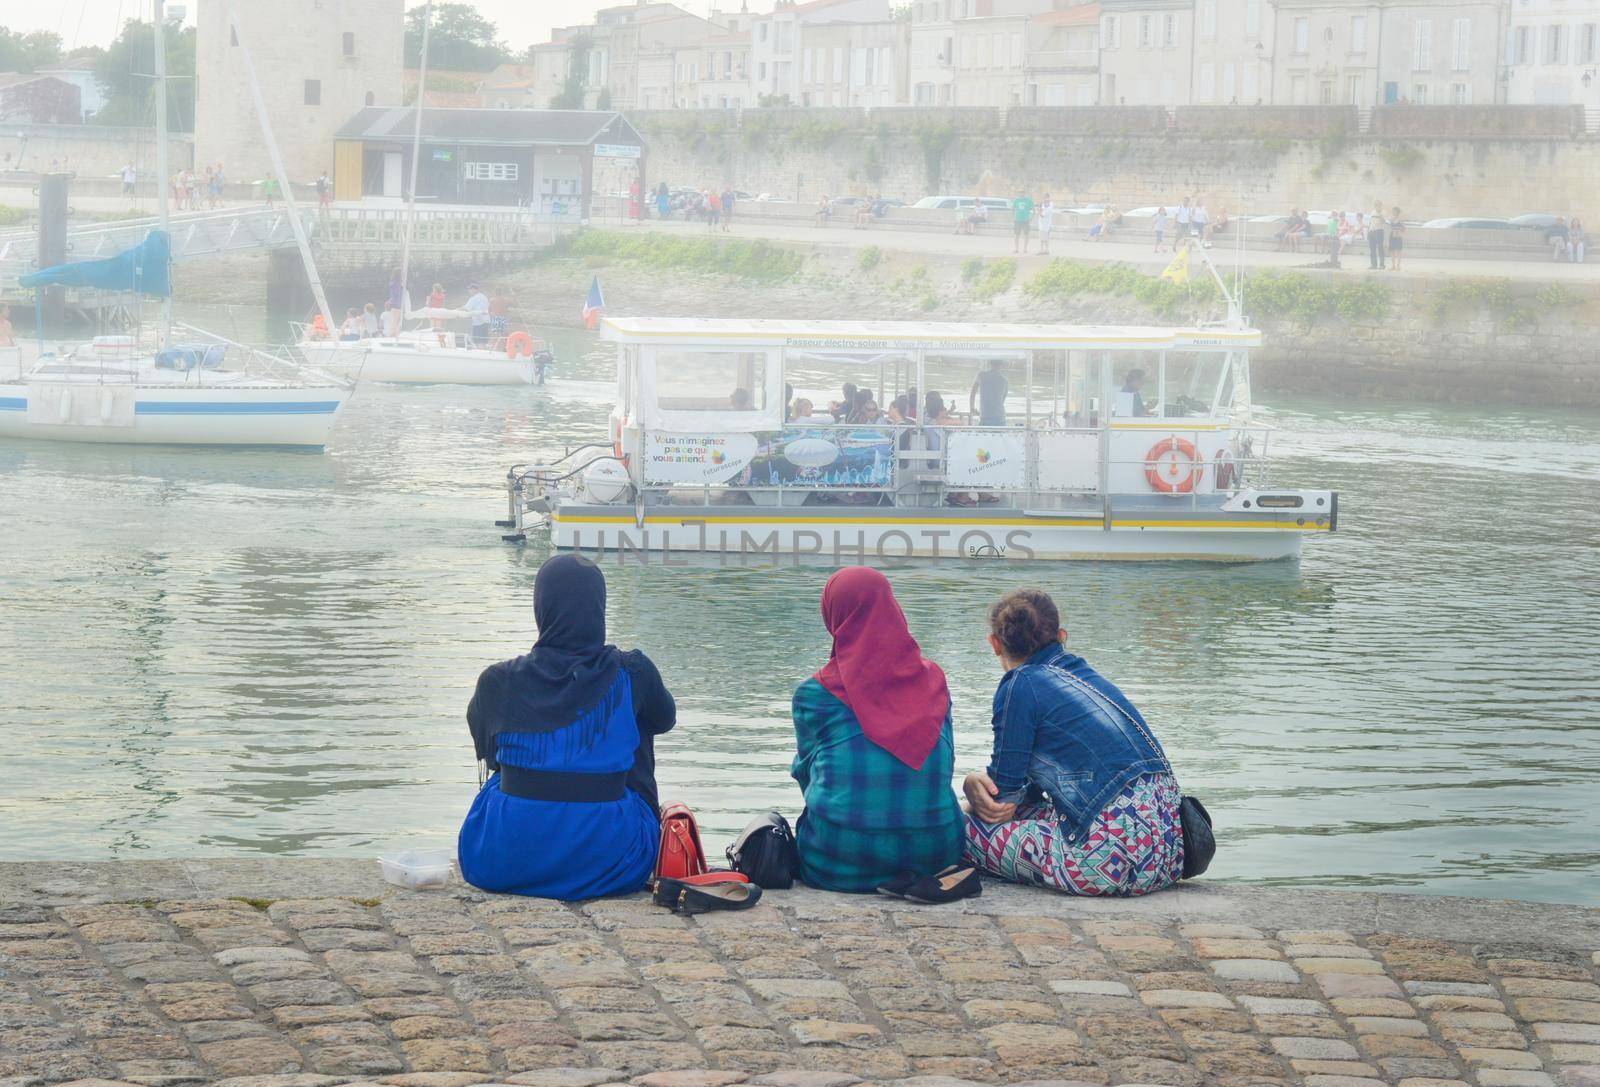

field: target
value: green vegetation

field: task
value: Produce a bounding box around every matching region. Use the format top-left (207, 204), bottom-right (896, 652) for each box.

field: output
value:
top-left (1378, 144), bottom-right (1425, 172)
top-left (786, 120), bottom-right (849, 152)
top-left (919, 290), bottom-right (940, 311)
top-left (961, 256), bottom-right (984, 283)
top-left (916, 123), bottom-right (957, 190)
top-left (973, 257), bottom-right (1017, 301)
top-left (0, 206), bottom-right (30, 227)
top-left (407, 3), bottom-right (510, 70)
top-left (1429, 278), bottom-right (1514, 319)
top-left (550, 35), bottom-right (591, 110)
top-left (1259, 136), bottom-right (1291, 155)
top-left (1536, 283), bottom-right (1582, 309)
top-left (93, 19), bottom-right (196, 130)
top-left (856, 246), bottom-right (883, 272)
top-left (563, 231), bottom-right (804, 283)
top-left (231, 897), bottom-right (274, 910)
top-left (1024, 261), bottom-right (1390, 323)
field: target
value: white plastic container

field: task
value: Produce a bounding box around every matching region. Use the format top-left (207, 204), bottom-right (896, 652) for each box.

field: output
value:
top-left (378, 848), bottom-right (455, 889)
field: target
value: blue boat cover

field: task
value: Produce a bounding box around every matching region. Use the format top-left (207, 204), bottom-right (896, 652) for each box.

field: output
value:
top-left (19, 230), bottom-right (172, 298)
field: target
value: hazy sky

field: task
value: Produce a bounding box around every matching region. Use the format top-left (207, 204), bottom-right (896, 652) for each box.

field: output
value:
top-left (1, 0), bottom-right (764, 53)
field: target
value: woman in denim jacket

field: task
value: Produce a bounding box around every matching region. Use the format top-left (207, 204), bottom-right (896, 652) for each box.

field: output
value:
top-left (962, 589), bottom-right (1184, 895)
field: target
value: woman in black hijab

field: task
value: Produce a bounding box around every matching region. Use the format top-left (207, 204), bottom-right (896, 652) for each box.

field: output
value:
top-left (458, 554), bottom-right (676, 899)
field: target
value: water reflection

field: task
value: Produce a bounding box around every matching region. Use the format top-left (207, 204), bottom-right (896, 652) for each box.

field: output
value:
top-left (0, 320), bottom-right (1596, 903)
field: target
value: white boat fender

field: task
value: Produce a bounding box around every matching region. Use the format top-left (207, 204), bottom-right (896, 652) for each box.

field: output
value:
top-left (581, 458), bottom-right (632, 504)
top-left (101, 391), bottom-right (115, 422)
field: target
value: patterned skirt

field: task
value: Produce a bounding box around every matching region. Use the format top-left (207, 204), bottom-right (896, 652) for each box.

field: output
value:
top-left (963, 772), bottom-right (1184, 897)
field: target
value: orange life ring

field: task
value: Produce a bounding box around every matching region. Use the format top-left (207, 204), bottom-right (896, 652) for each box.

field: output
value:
top-left (506, 331), bottom-right (534, 358)
top-left (1145, 437), bottom-right (1203, 494)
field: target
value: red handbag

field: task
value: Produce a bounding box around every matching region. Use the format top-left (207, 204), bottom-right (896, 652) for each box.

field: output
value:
top-left (654, 802), bottom-right (709, 885)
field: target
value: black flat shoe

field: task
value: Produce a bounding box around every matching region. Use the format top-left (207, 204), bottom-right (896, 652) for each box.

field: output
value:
top-left (876, 870), bottom-right (918, 898)
top-left (655, 876), bottom-right (763, 915)
top-left (903, 867), bottom-right (982, 905)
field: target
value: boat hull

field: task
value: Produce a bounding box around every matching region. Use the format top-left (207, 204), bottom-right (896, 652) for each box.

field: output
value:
top-left (301, 341), bottom-right (535, 386)
top-left (0, 383), bottom-right (346, 447)
top-left (538, 500), bottom-right (1331, 563)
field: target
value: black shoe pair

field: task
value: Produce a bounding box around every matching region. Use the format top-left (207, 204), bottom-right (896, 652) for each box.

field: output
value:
top-left (653, 874), bottom-right (763, 915)
top-left (877, 865), bottom-right (982, 905)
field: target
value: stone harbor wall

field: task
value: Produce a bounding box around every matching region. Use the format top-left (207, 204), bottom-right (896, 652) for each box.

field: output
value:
top-left (0, 859), bottom-right (1597, 1086)
top-left (630, 109), bottom-right (1600, 223)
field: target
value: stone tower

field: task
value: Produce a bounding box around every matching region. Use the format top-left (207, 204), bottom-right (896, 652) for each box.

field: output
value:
top-left (195, 0), bottom-right (403, 185)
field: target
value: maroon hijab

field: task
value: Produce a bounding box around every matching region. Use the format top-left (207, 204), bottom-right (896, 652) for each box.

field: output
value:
top-left (814, 566), bottom-right (950, 770)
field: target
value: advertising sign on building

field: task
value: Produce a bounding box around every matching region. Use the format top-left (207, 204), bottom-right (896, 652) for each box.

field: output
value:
top-left (644, 432), bottom-right (759, 485)
top-left (944, 431), bottom-right (1028, 489)
top-left (593, 143), bottom-right (642, 159)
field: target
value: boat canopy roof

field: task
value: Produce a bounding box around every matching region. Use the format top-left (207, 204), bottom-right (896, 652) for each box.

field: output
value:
top-left (19, 229), bottom-right (171, 298)
top-left (599, 317), bottom-right (1261, 351)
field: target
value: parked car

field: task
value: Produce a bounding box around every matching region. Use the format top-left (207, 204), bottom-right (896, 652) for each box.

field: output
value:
top-left (1509, 213), bottom-right (1562, 229)
top-left (912, 195), bottom-right (1012, 211)
top-left (1420, 217), bottom-right (1520, 229)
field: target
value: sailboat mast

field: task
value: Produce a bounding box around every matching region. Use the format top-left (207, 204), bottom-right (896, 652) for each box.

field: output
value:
top-left (153, 0), bottom-right (171, 344)
top-left (399, 0), bottom-right (433, 315)
top-left (221, 0), bottom-right (335, 335)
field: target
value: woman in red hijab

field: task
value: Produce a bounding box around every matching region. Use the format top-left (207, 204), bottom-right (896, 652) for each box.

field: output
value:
top-left (790, 567), bottom-right (965, 893)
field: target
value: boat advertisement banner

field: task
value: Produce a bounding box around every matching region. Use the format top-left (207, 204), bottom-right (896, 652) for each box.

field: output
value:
top-left (944, 431), bottom-right (1027, 489)
top-left (751, 427), bottom-right (894, 488)
top-left (643, 433), bottom-right (759, 484)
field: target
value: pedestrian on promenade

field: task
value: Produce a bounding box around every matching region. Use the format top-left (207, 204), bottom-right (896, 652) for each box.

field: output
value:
top-left (1387, 208), bottom-right (1405, 271)
top-left (790, 567), bottom-right (964, 894)
top-left (963, 588), bottom-right (1185, 897)
top-left (720, 185), bottom-right (735, 231)
top-left (1012, 189), bottom-right (1035, 254)
top-left (1570, 216), bottom-right (1586, 263)
top-left (211, 164), bottom-right (226, 207)
top-left (1367, 201), bottom-right (1387, 270)
top-left (120, 163), bottom-right (136, 196)
top-left (316, 171), bottom-right (332, 212)
top-left (1547, 217), bottom-right (1571, 261)
top-left (1193, 201), bottom-right (1210, 247)
top-left (1175, 196), bottom-right (1192, 245)
top-left (705, 188), bottom-right (721, 231)
top-left (1038, 194), bottom-right (1055, 254)
top-left (1153, 206), bottom-right (1169, 252)
top-left (459, 554), bottom-right (678, 900)
top-left (655, 181), bottom-right (670, 220)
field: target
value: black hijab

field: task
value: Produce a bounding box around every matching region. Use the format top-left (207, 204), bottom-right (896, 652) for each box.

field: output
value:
top-left (468, 555), bottom-right (623, 764)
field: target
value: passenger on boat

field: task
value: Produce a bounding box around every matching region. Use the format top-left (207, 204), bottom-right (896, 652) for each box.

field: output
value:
top-left (458, 555), bottom-right (676, 900)
top-left (970, 358), bottom-right (1009, 427)
top-left (730, 388), bottom-right (753, 410)
top-left (361, 303), bottom-right (380, 338)
top-left (962, 589), bottom-right (1184, 897)
top-left (791, 567), bottom-right (963, 893)
top-left (489, 288), bottom-right (512, 342)
top-left (0, 304), bottom-right (15, 347)
top-left (381, 303), bottom-right (402, 338)
top-left (790, 398), bottom-right (835, 426)
top-left (307, 310), bottom-right (330, 341)
top-left (1118, 369), bottom-right (1149, 417)
top-left (922, 392), bottom-right (958, 450)
top-left (339, 308), bottom-right (361, 342)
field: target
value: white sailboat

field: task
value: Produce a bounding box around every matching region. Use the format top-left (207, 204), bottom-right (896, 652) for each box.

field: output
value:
top-left (0, 0), bottom-right (350, 449)
top-left (294, 2), bottom-right (552, 387)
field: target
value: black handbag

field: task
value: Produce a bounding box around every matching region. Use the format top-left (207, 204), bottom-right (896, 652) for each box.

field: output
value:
top-left (726, 811), bottom-right (800, 889)
top-left (1178, 795), bottom-right (1215, 879)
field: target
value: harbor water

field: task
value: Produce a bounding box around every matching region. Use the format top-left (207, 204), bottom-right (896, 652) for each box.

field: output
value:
top-left (1, 314), bottom-right (1597, 904)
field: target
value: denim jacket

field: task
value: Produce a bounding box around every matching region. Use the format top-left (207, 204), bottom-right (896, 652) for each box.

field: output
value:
top-left (986, 643), bottom-right (1173, 842)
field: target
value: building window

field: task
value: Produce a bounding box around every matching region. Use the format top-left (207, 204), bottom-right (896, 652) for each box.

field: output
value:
top-left (1199, 61), bottom-right (1215, 101)
top-left (1242, 64), bottom-right (1258, 101)
top-left (1451, 19), bottom-right (1470, 70)
top-left (758, 22), bottom-right (767, 41)
top-left (1351, 15), bottom-right (1367, 54)
top-left (1245, 0), bottom-right (1260, 37)
top-left (1451, 82), bottom-right (1470, 103)
top-left (1347, 73), bottom-right (1361, 102)
top-left (1163, 14), bottom-right (1176, 46)
top-left (1202, 0), bottom-right (1216, 41)
top-left (364, 90), bottom-right (374, 106)
top-left (1413, 19), bottom-right (1432, 70)
top-left (1512, 25), bottom-right (1531, 64)
top-left (466, 162), bottom-right (518, 181)
top-left (1138, 14), bottom-right (1152, 47)
top-left (342, 31), bottom-right (355, 57)
top-left (1546, 24), bottom-right (1566, 64)
top-left (1293, 17), bottom-right (1308, 54)
top-left (1102, 15), bottom-right (1120, 48)
top-left (1582, 24), bottom-right (1598, 64)
top-left (304, 79), bottom-right (321, 105)
top-left (229, 26), bottom-right (237, 46)
top-left (1412, 82), bottom-right (1428, 102)
top-left (1320, 80), bottom-right (1334, 104)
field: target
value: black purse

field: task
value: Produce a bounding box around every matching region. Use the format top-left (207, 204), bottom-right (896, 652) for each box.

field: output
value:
top-left (726, 811), bottom-right (800, 889)
top-left (1178, 795), bottom-right (1215, 879)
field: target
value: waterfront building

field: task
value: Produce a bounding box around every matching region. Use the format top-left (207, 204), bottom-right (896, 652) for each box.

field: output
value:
top-left (585, 3), bottom-right (725, 110)
top-left (750, 0), bottom-right (891, 103)
top-left (526, 41), bottom-right (573, 110)
top-left (797, 19), bottom-right (908, 107)
top-left (1099, 0), bottom-right (1194, 104)
top-left (679, 33), bottom-right (755, 109)
top-left (330, 106), bottom-right (645, 215)
top-left (195, 0), bottom-right (403, 184)
top-left (1505, 0), bottom-right (1600, 105)
top-left (1191, 0), bottom-right (1275, 104)
top-left (1024, 6), bottom-right (1101, 107)
top-left (33, 69), bottom-right (105, 122)
top-left (0, 74), bottom-right (84, 125)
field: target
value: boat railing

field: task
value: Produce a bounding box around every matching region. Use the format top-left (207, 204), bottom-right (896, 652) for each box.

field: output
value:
top-left (172, 322), bottom-right (350, 389)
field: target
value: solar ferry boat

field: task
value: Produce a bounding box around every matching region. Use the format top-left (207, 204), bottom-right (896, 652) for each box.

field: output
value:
top-left (501, 317), bottom-right (1337, 562)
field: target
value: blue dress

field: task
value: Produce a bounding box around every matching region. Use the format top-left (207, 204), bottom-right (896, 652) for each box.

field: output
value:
top-left (458, 653), bottom-right (675, 900)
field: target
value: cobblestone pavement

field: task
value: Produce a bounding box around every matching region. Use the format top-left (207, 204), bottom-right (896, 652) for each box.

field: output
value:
top-left (2, 879), bottom-right (1598, 1087)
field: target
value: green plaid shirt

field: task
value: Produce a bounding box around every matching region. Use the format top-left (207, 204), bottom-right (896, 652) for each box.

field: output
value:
top-left (790, 677), bottom-right (963, 893)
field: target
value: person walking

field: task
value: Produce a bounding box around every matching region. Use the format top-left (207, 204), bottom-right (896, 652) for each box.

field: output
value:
top-left (1175, 197), bottom-right (1192, 246)
top-left (120, 163), bottom-right (137, 196)
top-left (1012, 190), bottom-right (1035, 254)
top-left (1037, 194), bottom-right (1055, 255)
top-left (1367, 201), bottom-right (1387, 270)
top-left (720, 186), bottom-right (735, 232)
top-left (1153, 206), bottom-right (1169, 252)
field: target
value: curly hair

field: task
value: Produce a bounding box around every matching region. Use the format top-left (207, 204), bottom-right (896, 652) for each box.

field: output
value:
top-left (988, 589), bottom-right (1061, 661)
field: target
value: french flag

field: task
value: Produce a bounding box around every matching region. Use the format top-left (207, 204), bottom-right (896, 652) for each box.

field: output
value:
top-left (582, 276), bottom-right (604, 330)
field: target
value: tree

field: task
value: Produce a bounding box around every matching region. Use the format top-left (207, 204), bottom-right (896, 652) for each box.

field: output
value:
top-left (91, 18), bottom-right (195, 131)
top-left (405, 3), bottom-right (509, 71)
top-left (0, 27), bottom-right (63, 72)
top-left (549, 35), bottom-right (590, 109)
